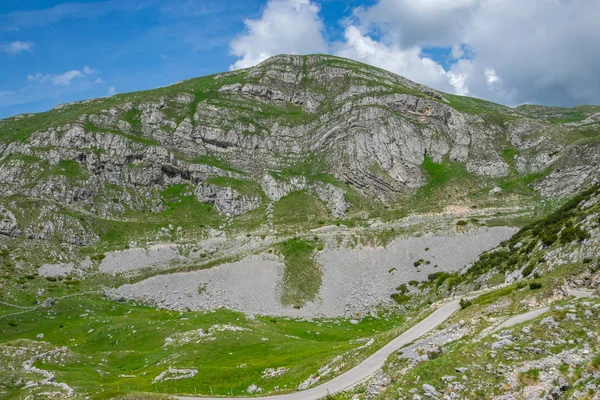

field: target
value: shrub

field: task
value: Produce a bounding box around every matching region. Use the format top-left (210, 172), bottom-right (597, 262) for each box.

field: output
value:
top-left (589, 353), bottom-right (600, 371)
top-left (408, 280), bottom-right (419, 286)
top-left (90, 254), bottom-right (106, 262)
top-left (414, 259), bottom-right (425, 267)
top-left (456, 220), bottom-right (468, 226)
top-left (396, 283), bottom-right (408, 294)
top-left (428, 272), bottom-right (443, 281)
top-left (560, 223), bottom-right (590, 244)
top-left (540, 231), bottom-right (558, 246)
top-left (460, 298), bottom-right (472, 309)
top-left (529, 281), bottom-right (542, 290)
top-left (391, 293), bottom-right (410, 304)
top-left (522, 263), bottom-right (534, 277)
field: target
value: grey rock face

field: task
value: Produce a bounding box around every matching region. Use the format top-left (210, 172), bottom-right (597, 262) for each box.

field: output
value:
top-left (260, 174), bottom-right (307, 201)
top-left (311, 182), bottom-right (348, 217)
top-left (0, 206), bottom-right (18, 236)
top-left (195, 183), bottom-right (262, 216)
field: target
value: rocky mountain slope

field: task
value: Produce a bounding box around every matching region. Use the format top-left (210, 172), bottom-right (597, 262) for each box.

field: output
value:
top-left (1, 54), bottom-right (599, 251)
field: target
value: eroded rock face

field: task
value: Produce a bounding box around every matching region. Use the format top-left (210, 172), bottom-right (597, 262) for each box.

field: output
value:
top-left (261, 174), bottom-right (307, 201)
top-left (534, 141), bottom-right (600, 197)
top-left (0, 206), bottom-right (18, 237)
top-left (195, 183), bottom-right (262, 216)
top-left (311, 182), bottom-right (347, 218)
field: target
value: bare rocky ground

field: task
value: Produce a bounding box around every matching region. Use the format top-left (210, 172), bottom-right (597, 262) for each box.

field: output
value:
top-left (349, 294), bottom-right (600, 400)
top-left (112, 227), bottom-right (515, 317)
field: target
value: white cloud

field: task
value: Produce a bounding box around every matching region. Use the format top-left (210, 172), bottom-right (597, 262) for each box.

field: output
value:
top-left (2, 40), bottom-right (34, 55)
top-left (27, 72), bottom-right (42, 81)
top-left (108, 86), bottom-right (116, 96)
top-left (485, 69), bottom-right (500, 85)
top-left (358, 0), bottom-right (482, 48)
top-left (51, 70), bottom-right (83, 85)
top-left (27, 66), bottom-right (99, 86)
top-left (335, 26), bottom-right (469, 95)
top-left (229, 0), bottom-right (328, 70)
top-left (347, 0), bottom-right (600, 106)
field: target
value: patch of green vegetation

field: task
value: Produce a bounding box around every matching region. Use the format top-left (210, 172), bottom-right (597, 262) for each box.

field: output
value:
top-left (518, 368), bottom-right (541, 385)
top-left (444, 93), bottom-right (513, 115)
top-left (390, 293), bottom-right (411, 304)
top-left (279, 237), bottom-right (323, 307)
top-left (472, 285), bottom-right (517, 305)
top-left (413, 155), bottom-right (475, 209)
top-left (272, 191), bottom-right (330, 228)
top-left (204, 177), bottom-right (265, 198)
top-left (0, 294), bottom-right (407, 398)
top-left (497, 172), bottom-right (545, 196)
top-left (53, 159), bottom-right (88, 182)
top-left (529, 281), bottom-right (542, 290)
top-left (122, 109), bottom-right (142, 132)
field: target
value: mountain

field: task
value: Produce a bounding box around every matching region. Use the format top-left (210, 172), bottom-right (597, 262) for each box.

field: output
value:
top-left (1, 54), bottom-right (599, 248)
top-left (0, 54), bottom-right (599, 399)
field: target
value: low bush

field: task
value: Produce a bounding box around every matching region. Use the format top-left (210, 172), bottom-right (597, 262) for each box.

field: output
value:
top-left (391, 293), bottom-right (411, 304)
top-left (460, 298), bottom-right (472, 309)
top-left (529, 281), bottom-right (542, 290)
top-left (521, 263), bottom-right (534, 277)
top-left (396, 283), bottom-right (408, 294)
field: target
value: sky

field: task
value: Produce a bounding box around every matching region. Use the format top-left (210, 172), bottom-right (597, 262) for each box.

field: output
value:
top-left (1, 0), bottom-right (600, 119)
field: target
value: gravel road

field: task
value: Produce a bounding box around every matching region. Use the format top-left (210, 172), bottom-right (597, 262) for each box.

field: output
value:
top-left (493, 289), bottom-right (592, 332)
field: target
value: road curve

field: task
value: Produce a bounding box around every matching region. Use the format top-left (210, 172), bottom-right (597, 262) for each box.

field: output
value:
top-left (177, 300), bottom-right (461, 400)
top-left (493, 289), bottom-right (592, 332)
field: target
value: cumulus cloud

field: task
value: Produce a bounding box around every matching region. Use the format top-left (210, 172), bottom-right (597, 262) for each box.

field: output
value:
top-left (27, 66), bottom-right (98, 86)
top-left (349, 0), bottom-right (600, 106)
top-left (2, 40), bottom-right (34, 55)
top-left (336, 26), bottom-right (470, 95)
top-left (358, 0), bottom-right (482, 48)
top-left (229, 0), bottom-right (328, 70)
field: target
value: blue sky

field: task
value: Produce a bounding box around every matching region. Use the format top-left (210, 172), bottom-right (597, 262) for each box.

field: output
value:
top-left (2, 0), bottom-right (600, 119)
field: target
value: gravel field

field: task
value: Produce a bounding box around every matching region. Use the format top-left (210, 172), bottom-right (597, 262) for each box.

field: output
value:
top-left (99, 244), bottom-right (184, 274)
top-left (113, 227), bottom-right (516, 317)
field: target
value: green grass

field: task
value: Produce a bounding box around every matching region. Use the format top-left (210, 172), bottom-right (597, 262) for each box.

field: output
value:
top-left (204, 177), bottom-right (265, 198)
top-left (412, 155), bottom-right (475, 210)
top-left (0, 294), bottom-right (407, 398)
top-left (278, 237), bottom-right (323, 307)
top-left (272, 191), bottom-right (330, 228)
top-left (443, 93), bottom-right (513, 115)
